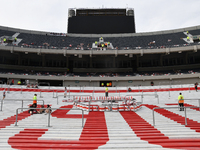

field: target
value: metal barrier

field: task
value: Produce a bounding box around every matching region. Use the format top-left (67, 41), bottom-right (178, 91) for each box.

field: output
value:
top-left (0, 99), bottom-right (44, 111)
top-left (57, 94), bottom-right (92, 105)
top-left (15, 107), bottom-right (84, 127)
top-left (159, 81), bottom-right (172, 88)
top-left (189, 85), bottom-right (194, 93)
top-left (73, 98), bottom-right (142, 112)
top-left (56, 95), bottom-right (65, 104)
top-left (116, 86), bottom-right (121, 96)
top-left (0, 81), bottom-right (3, 88)
top-left (40, 89), bottom-right (52, 98)
top-left (80, 86), bottom-right (84, 93)
top-left (38, 82), bottom-right (50, 89)
top-left (156, 88), bottom-right (170, 97)
top-left (7, 85), bottom-right (10, 93)
top-left (71, 95), bottom-right (92, 111)
top-left (184, 99), bottom-right (200, 110)
top-left (21, 87), bottom-right (22, 94)
top-left (152, 106), bottom-right (200, 126)
top-left (125, 93), bottom-right (159, 104)
top-left (53, 90), bottom-right (58, 98)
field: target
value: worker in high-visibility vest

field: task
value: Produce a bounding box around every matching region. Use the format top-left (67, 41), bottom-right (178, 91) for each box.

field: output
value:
top-left (105, 87), bottom-right (108, 97)
top-left (33, 94), bottom-right (37, 108)
top-left (17, 80), bottom-right (21, 85)
top-left (178, 93), bottom-right (184, 111)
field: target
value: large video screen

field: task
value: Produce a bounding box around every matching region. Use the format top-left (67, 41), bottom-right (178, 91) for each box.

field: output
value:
top-left (68, 16), bottom-right (135, 34)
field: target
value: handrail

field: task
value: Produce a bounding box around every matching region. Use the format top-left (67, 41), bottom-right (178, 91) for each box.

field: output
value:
top-left (73, 99), bottom-right (142, 111)
top-left (1, 99), bottom-right (44, 111)
top-left (56, 95), bottom-right (65, 104)
top-left (57, 94), bottom-right (92, 105)
top-left (152, 106), bottom-right (200, 126)
top-left (72, 95), bottom-right (92, 112)
top-left (40, 89), bottom-right (51, 97)
top-left (38, 82), bottom-right (50, 89)
top-left (125, 93), bottom-right (159, 104)
top-left (15, 107), bottom-right (84, 127)
top-left (156, 88), bottom-right (170, 97)
top-left (189, 85), bottom-right (194, 93)
top-left (183, 99), bottom-right (200, 110)
top-left (0, 81), bottom-right (3, 87)
top-left (53, 90), bottom-right (58, 98)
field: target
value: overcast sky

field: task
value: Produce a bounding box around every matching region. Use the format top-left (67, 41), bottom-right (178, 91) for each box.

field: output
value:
top-left (1, 0), bottom-right (200, 33)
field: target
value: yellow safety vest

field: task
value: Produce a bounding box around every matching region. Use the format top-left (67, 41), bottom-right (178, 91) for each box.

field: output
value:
top-left (105, 87), bottom-right (108, 92)
top-left (178, 95), bottom-right (184, 103)
top-left (33, 96), bottom-right (37, 104)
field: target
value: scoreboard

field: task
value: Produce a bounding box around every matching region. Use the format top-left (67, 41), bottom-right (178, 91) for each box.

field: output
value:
top-left (67, 8), bottom-right (136, 34)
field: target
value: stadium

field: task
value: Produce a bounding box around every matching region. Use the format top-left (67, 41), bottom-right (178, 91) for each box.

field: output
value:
top-left (1, 7), bottom-right (200, 149)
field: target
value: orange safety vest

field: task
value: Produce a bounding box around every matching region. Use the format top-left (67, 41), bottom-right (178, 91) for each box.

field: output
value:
top-left (178, 95), bottom-right (184, 103)
top-left (33, 96), bottom-right (37, 104)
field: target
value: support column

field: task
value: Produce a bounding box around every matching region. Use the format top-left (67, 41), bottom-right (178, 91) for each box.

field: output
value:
top-left (42, 55), bottom-right (45, 67)
top-left (113, 56), bottom-right (115, 68)
top-left (18, 53), bottom-right (21, 65)
top-left (136, 55), bottom-right (139, 67)
top-left (2, 56), bottom-right (5, 63)
top-left (160, 54), bottom-right (163, 66)
top-left (28, 57), bottom-right (30, 65)
top-left (90, 57), bottom-right (92, 68)
top-left (185, 52), bottom-right (188, 64)
top-left (66, 56), bottom-right (69, 68)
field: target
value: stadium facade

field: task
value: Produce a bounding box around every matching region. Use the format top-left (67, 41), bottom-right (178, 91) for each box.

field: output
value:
top-left (0, 8), bottom-right (200, 87)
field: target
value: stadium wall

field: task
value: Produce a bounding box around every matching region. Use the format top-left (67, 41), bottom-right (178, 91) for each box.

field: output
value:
top-left (0, 72), bottom-right (200, 87)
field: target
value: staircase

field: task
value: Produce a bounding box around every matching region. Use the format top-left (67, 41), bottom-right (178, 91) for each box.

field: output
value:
top-left (1, 103), bottom-right (200, 150)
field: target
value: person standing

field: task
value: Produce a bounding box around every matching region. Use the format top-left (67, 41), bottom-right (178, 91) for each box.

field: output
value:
top-left (45, 104), bottom-right (52, 115)
top-left (105, 87), bottom-right (108, 97)
top-left (64, 87), bottom-right (67, 98)
top-left (195, 82), bottom-right (198, 92)
top-left (10, 79), bottom-right (14, 85)
top-left (33, 94), bottom-right (37, 108)
top-left (178, 93), bottom-right (184, 111)
top-left (3, 89), bottom-right (6, 100)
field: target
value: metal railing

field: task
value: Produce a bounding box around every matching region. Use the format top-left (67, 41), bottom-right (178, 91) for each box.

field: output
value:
top-left (53, 90), bottom-right (58, 98)
top-left (1, 99), bottom-right (44, 111)
top-left (184, 99), bottom-right (200, 110)
top-left (125, 93), bottom-right (159, 104)
top-left (15, 107), bottom-right (84, 127)
top-left (59, 95), bottom-right (92, 109)
top-left (38, 82), bottom-right (50, 89)
top-left (40, 89), bottom-right (51, 98)
top-left (0, 81), bottom-right (3, 87)
top-left (72, 95), bottom-right (92, 111)
top-left (56, 95), bottom-right (66, 104)
top-left (152, 106), bottom-right (200, 126)
top-left (156, 88), bottom-right (170, 97)
top-left (73, 97), bottom-right (142, 112)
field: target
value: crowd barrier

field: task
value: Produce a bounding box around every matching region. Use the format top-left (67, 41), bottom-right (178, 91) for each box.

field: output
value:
top-left (15, 107), bottom-right (84, 127)
top-left (0, 99), bottom-right (44, 111)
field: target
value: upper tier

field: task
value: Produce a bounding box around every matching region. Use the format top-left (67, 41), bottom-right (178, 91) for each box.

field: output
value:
top-left (0, 25), bottom-right (200, 50)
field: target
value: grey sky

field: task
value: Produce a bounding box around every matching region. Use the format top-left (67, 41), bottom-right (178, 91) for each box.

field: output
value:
top-left (0, 0), bottom-right (200, 33)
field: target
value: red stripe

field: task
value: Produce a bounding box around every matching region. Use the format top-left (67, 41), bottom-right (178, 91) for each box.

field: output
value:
top-left (8, 105), bottom-right (109, 150)
top-left (120, 105), bottom-right (200, 149)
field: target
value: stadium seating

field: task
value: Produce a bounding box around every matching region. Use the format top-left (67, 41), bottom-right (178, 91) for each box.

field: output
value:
top-left (1, 28), bottom-right (200, 49)
top-left (1, 86), bottom-right (200, 149)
